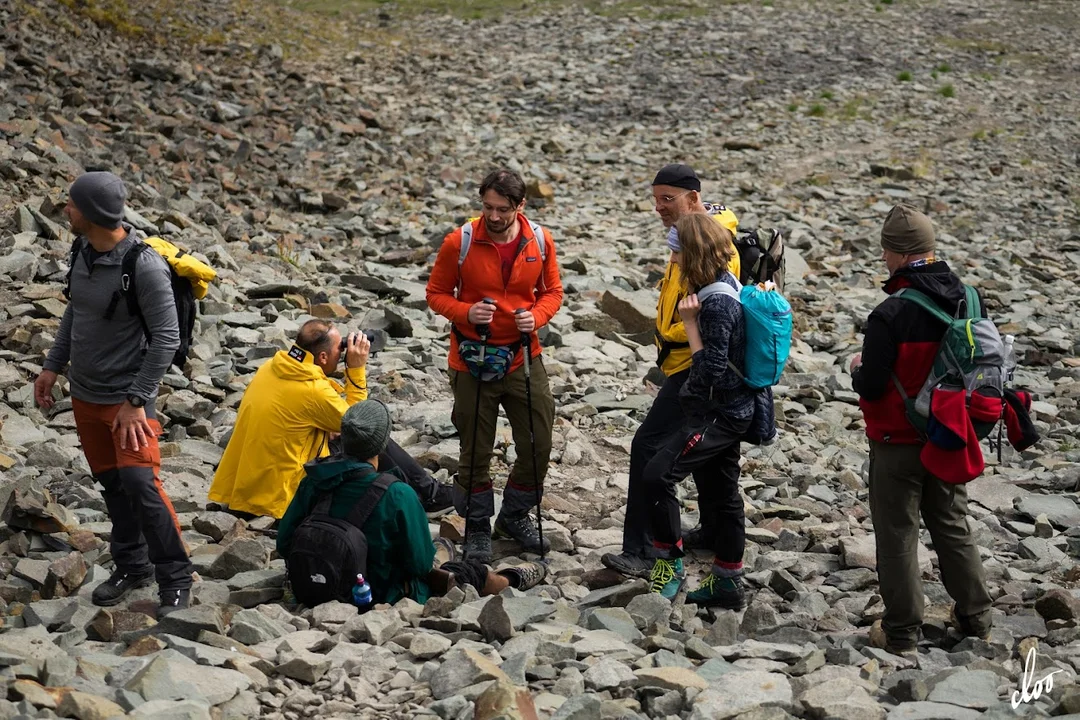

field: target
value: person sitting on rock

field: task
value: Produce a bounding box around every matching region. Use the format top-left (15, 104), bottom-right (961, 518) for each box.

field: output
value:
top-left (208, 320), bottom-right (454, 521)
top-left (34, 171), bottom-right (194, 617)
top-left (639, 213), bottom-right (754, 607)
top-left (603, 163), bottom-right (742, 580)
top-left (425, 168), bottom-right (563, 562)
top-left (850, 204), bottom-right (993, 654)
top-left (276, 400), bottom-right (546, 606)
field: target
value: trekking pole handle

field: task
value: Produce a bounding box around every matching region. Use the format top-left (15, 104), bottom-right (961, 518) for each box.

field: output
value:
top-left (476, 297), bottom-right (496, 341)
top-left (515, 308), bottom-right (531, 379)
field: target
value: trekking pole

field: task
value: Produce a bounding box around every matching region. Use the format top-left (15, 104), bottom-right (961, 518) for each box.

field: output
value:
top-left (462, 297), bottom-right (494, 562)
top-left (515, 308), bottom-right (545, 562)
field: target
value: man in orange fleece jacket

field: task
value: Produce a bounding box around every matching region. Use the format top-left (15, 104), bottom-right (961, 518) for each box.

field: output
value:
top-left (426, 168), bottom-right (564, 562)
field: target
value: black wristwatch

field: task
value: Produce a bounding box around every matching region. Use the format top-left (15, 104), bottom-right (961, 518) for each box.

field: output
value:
top-left (127, 395), bottom-right (146, 408)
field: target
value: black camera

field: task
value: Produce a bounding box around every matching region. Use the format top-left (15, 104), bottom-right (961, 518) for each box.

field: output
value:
top-left (340, 329), bottom-right (387, 355)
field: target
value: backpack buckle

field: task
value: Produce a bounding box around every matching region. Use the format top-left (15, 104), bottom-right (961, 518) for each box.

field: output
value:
top-left (121, 274), bottom-right (131, 292)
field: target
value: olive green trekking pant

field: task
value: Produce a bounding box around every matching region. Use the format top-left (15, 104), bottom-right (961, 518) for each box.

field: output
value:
top-left (868, 441), bottom-right (993, 646)
top-left (450, 355), bottom-right (555, 523)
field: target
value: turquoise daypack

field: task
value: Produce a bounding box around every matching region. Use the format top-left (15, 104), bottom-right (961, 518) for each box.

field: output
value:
top-left (697, 275), bottom-right (793, 389)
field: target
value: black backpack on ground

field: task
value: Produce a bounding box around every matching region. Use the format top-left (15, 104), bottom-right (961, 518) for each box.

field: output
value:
top-left (286, 473), bottom-right (398, 607)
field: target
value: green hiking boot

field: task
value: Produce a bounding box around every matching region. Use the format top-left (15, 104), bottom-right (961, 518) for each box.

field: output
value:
top-left (648, 558), bottom-right (685, 600)
top-left (686, 572), bottom-right (747, 610)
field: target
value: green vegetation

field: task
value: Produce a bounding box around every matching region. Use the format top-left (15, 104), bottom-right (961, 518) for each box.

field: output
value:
top-left (807, 103), bottom-right (826, 117)
top-left (897, 70), bottom-right (912, 82)
top-left (936, 62), bottom-right (951, 72)
top-left (788, 103), bottom-right (800, 112)
top-left (938, 84), bottom-right (955, 98)
top-left (820, 89), bottom-right (834, 100)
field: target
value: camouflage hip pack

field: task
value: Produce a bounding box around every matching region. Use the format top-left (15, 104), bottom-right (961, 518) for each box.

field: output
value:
top-left (454, 328), bottom-right (520, 382)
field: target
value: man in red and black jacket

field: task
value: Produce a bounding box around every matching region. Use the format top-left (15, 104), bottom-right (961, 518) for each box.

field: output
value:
top-left (850, 204), bottom-right (992, 654)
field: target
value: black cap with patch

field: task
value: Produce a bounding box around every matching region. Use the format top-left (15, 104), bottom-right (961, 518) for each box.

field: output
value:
top-left (651, 164), bottom-right (700, 192)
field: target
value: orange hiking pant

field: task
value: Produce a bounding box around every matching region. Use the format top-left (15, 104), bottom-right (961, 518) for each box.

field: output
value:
top-left (72, 399), bottom-right (192, 590)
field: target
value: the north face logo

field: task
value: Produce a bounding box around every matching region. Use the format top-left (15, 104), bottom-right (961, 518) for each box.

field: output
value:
top-left (310, 573), bottom-right (327, 584)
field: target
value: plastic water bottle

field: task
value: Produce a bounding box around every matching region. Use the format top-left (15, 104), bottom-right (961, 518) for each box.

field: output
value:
top-left (351, 574), bottom-right (372, 610)
top-left (1003, 334), bottom-right (1017, 382)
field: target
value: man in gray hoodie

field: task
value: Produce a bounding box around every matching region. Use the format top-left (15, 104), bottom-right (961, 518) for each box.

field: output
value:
top-left (34, 171), bottom-right (194, 617)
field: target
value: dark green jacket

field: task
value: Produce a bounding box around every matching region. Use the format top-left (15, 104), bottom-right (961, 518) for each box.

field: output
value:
top-left (276, 457), bottom-right (434, 605)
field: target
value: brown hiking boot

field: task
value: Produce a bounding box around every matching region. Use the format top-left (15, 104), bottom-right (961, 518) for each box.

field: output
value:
top-left (496, 561), bottom-right (547, 591)
top-left (869, 620), bottom-right (916, 656)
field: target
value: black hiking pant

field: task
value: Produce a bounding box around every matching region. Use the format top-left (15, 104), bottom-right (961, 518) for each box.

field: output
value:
top-left (625, 369), bottom-right (722, 556)
top-left (643, 412), bottom-right (750, 563)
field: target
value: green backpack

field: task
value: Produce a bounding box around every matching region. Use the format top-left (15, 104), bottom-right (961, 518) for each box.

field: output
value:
top-left (890, 285), bottom-right (1007, 440)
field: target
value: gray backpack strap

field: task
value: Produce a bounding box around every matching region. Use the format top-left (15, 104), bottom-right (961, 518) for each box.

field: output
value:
top-left (696, 274), bottom-right (742, 304)
top-left (529, 221), bottom-right (547, 263)
top-left (458, 222), bottom-right (474, 267)
top-left (344, 473), bottom-right (399, 530)
top-left (695, 274), bottom-right (746, 387)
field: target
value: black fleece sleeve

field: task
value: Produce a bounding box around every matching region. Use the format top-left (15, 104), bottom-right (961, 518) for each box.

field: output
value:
top-left (852, 309), bottom-right (897, 401)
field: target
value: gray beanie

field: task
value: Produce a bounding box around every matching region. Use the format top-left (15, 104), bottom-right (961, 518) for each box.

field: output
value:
top-left (69, 171), bottom-right (127, 229)
top-left (341, 400), bottom-right (391, 460)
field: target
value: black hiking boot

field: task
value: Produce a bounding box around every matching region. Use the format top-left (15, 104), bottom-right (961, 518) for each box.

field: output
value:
top-left (92, 569), bottom-right (154, 607)
top-left (494, 513), bottom-right (550, 555)
top-left (158, 588), bottom-right (191, 619)
top-left (462, 520), bottom-right (492, 564)
top-left (601, 552), bottom-right (652, 579)
top-left (684, 526), bottom-right (710, 550)
top-left (423, 483), bottom-right (456, 519)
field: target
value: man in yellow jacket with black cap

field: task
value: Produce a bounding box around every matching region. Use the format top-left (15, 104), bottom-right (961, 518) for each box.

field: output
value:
top-left (209, 320), bottom-right (453, 519)
top-left (604, 163), bottom-right (742, 579)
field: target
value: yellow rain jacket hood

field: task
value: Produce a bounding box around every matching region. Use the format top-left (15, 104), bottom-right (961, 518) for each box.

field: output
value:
top-left (208, 345), bottom-right (367, 519)
top-left (655, 205), bottom-right (740, 377)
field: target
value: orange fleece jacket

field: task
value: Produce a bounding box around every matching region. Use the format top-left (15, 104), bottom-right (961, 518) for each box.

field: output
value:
top-left (426, 214), bottom-right (564, 373)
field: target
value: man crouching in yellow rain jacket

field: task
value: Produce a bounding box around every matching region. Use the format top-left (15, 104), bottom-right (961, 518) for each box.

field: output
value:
top-left (208, 320), bottom-right (454, 519)
top-left (603, 163), bottom-right (741, 581)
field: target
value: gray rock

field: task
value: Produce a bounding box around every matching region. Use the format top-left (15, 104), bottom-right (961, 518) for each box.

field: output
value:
top-left (156, 605), bottom-right (226, 641)
top-left (341, 607), bottom-right (404, 645)
top-left (208, 538), bottom-right (269, 579)
top-left (228, 608), bottom-right (290, 645)
top-left (125, 656), bottom-right (205, 703)
top-left (801, 678), bottom-right (886, 720)
top-left (128, 699), bottom-right (213, 719)
top-left (625, 592), bottom-right (672, 630)
top-left (429, 648), bottom-right (510, 700)
top-left (310, 600), bottom-right (357, 629)
top-left (410, 632), bottom-right (453, 660)
top-left (689, 671), bottom-right (793, 720)
top-left (706, 610), bottom-right (741, 646)
top-left (1015, 495), bottom-right (1080, 529)
top-left (886, 702), bottom-right (984, 720)
top-left (585, 607), bottom-right (643, 642)
top-left (274, 650), bottom-right (331, 684)
top-left (583, 657), bottom-right (636, 690)
top-left (550, 693), bottom-right (603, 720)
top-left (925, 670), bottom-right (1002, 710)
top-left (191, 511), bottom-right (242, 542)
